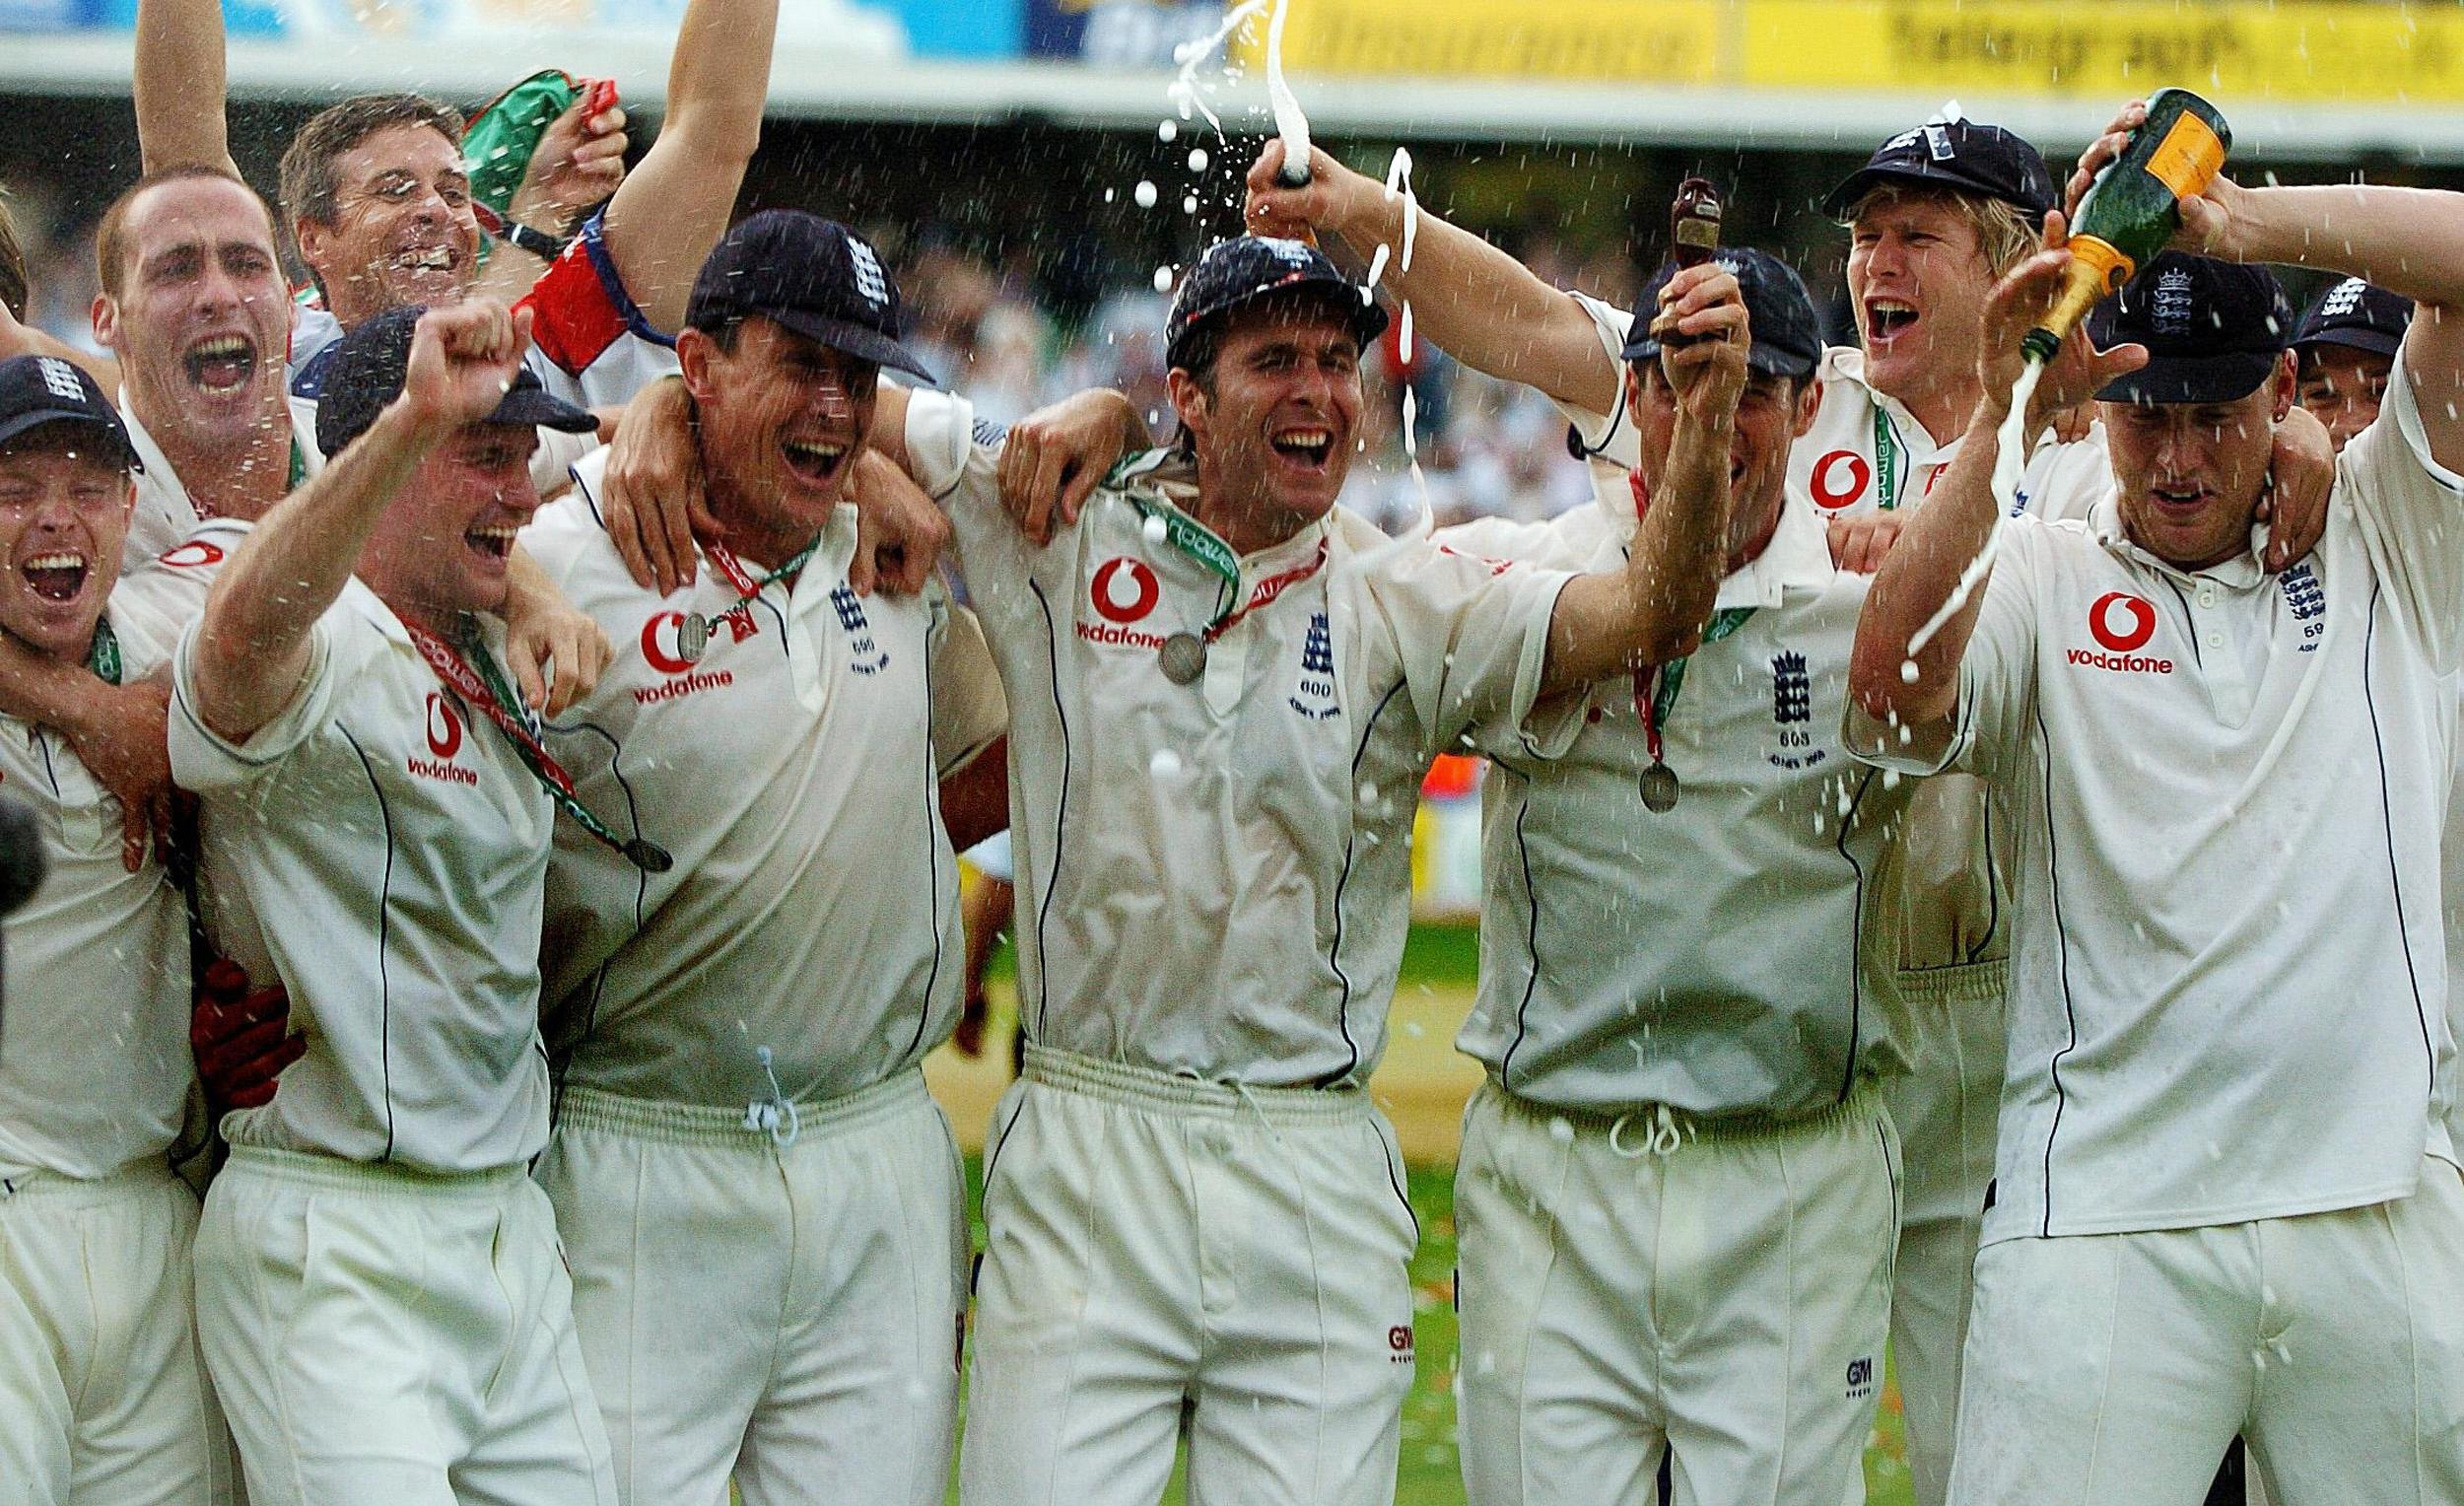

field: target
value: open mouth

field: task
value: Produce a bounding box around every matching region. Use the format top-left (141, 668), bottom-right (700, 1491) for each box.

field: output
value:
top-left (464, 525), bottom-right (517, 562)
top-left (392, 244), bottom-right (461, 278)
top-left (2148, 484), bottom-right (2210, 516)
top-left (184, 333), bottom-right (258, 394)
top-left (1865, 299), bottom-right (1918, 343)
top-left (22, 551), bottom-right (88, 603)
top-left (782, 437), bottom-right (850, 488)
top-left (1269, 426), bottom-right (1335, 469)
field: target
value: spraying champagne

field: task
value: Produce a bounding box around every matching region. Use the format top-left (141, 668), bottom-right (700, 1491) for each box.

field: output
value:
top-left (2023, 89), bottom-right (2232, 364)
top-left (1266, 0), bottom-right (1312, 192)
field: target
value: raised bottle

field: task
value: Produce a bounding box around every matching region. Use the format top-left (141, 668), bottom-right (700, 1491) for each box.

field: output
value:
top-left (2023, 89), bottom-right (2231, 363)
top-left (1670, 176), bottom-right (1723, 268)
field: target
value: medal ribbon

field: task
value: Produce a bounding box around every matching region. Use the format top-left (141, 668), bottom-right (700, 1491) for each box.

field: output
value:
top-left (1872, 403), bottom-right (1902, 513)
top-left (88, 617), bottom-right (121, 686)
top-left (405, 617), bottom-right (669, 871)
top-left (1623, 470), bottom-right (1754, 770)
top-left (1128, 496), bottom-right (1242, 631)
top-left (1207, 539), bottom-right (1329, 644)
top-left (703, 536), bottom-right (822, 619)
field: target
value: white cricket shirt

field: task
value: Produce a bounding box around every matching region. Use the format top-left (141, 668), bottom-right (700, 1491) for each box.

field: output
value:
top-left (0, 579), bottom-right (192, 1183)
top-left (1851, 348), bottom-right (2464, 1242)
top-left (520, 449), bottom-right (1006, 1108)
top-left (907, 390), bottom-right (1574, 1088)
top-left (1442, 482), bottom-right (1915, 1119)
top-left (170, 581), bottom-right (555, 1173)
top-left (120, 390), bottom-right (325, 571)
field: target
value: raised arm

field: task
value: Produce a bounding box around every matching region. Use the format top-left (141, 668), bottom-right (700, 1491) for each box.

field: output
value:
top-left (595, 0), bottom-right (778, 333)
top-left (134, 0), bottom-right (238, 176)
top-left (1849, 236), bottom-right (2138, 731)
top-left (190, 303), bottom-right (532, 741)
top-left (1539, 263), bottom-right (1744, 696)
top-left (1246, 142), bottom-right (1619, 417)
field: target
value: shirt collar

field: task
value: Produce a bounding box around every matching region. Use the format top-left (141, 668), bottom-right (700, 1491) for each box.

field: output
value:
top-left (116, 389), bottom-right (183, 499)
top-left (1716, 488), bottom-right (1836, 608)
top-left (2086, 491), bottom-right (2274, 589)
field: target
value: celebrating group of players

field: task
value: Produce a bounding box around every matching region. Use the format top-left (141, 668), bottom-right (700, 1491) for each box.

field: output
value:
top-left (0, 0), bottom-right (2459, 1499)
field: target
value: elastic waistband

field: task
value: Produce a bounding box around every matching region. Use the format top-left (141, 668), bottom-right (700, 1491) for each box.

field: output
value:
top-left (219, 1145), bottom-right (530, 1201)
top-left (1024, 1045), bottom-right (1370, 1126)
top-left (1485, 1077), bottom-right (1884, 1148)
top-left (1895, 957), bottom-right (2008, 1005)
top-left (0, 1156), bottom-right (180, 1207)
top-left (553, 1068), bottom-right (932, 1150)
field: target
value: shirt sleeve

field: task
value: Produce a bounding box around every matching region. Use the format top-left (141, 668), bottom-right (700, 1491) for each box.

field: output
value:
top-left (1845, 514), bottom-right (2043, 782)
top-left (518, 212), bottom-right (676, 378)
top-left (929, 599), bottom-right (1008, 777)
top-left (905, 385), bottom-right (1042, 647)
top-left (2343, 346), bottom-right (2464, 671)
top-left (1555, 292), bottom-right (1638, 470)
top-left (168, 610), bottom-right (343, 791)
top-left (1354, 535), bottom-right (1576, 758)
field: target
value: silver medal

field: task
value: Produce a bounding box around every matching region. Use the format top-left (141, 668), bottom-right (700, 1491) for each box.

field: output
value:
top-left (1159, 633), bottom-right (1208, 685)
top-left (1638, 761), bottom-right (1680, 814)
top-left (677, 612), bottom-right (711, 664)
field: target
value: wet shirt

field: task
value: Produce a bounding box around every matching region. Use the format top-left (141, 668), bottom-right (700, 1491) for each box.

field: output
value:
top-left (521, 450), bottom-right (1006, 1109)
top-left (1850, 349), bottom-right (2464, 1243)
top-left (906, 389), bottom-right (1574, 1088)
top-left (1444, 491), bottom-right (1915, 1120)
top-left (0, 581), bottom-right (191, 1182)
top-left (171, 582), bottom-right (555, 1173)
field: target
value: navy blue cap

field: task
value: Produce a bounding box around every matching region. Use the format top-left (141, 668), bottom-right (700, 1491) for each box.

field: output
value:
top-left (314, 305), bottom-right (599, 458)
top-left (1619, 246), bottom-right (1822, 382)
top-left (2293, 276), bottom-right (2410, 361)
top-left (1821, 119), bottom-right (2056, 224)
top-left (2088, 252), bottom-right (2293, 406)
top-left (1165, 237), bottom-right (1390, 371)
top-left (686, 211), bottom-right (933, 382)
top-left (0, 355), bottom-right (141, 470)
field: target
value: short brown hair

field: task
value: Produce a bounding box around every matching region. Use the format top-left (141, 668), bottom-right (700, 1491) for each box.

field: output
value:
top-left (0, 192), bottom-right (25, 322)
top-left (94, 165), bottom-right (278, 299)
top-left (278, 93), bottom-right (464, 239)
top-left (1846, 184), bottom-right (2038, 278)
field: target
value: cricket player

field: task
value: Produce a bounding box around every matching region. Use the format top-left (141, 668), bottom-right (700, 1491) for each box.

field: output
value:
top-left (884, 233), bottom-right (1753, 1505)
top-left (0, 356), bottom-right (227, 1505)
top-left (170, 299), bottom-right (615, 1504)
top-left (517, 210), bottom-right (1032, 1505)
top-left (1848, 145), bottom-right (2464, 1502)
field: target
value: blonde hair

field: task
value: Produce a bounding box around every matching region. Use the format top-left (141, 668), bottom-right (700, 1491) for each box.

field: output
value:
top-left (1846, 184), bottom-right (2038, 277)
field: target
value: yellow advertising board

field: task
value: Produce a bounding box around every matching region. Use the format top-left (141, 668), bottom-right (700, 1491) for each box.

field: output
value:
top-left (1239, 0), bottom-right (2464, 104)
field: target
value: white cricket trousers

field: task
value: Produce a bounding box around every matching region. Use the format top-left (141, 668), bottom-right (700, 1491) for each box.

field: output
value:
top-left (533, 1069), bottom-right (967, 1506)
top-left (1880, 961), bottom-right (2004, 1506)
top-left (959, 1046), bottom-right (1420, 1506)
top-left (1454, 1081), bottom-right (1901, 1506)
top-left (1949, 1156), bottom-right (2464, 1504)
top-left (194, 1145), bottom-right (617, 1506)
top-left (0, 1158), bottom-right (232, 1505)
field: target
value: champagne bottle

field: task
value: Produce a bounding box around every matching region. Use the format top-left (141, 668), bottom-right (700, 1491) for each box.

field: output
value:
top-left (2023, 89), bottom-right (2231, 363)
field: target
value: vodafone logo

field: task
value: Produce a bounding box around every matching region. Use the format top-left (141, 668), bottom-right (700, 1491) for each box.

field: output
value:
top-left (159, 540), bottom-right (226, 569)
top-left (642, 611), bottom-right (694, 675)
top-left (2069, 591), bottom-right (2173, 675)
top-left (1809, 449), bottom-right (1871, 512)
top-left (1091, 558), bottom-right (1160, 624)
top-left (2088, 592), bottom-right (2157, 652)
top-left (425, 693), bottom-right (463, 759)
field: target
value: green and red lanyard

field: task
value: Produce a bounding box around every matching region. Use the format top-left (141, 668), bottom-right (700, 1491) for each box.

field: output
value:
top-left (406, 616), bottom-right (671, 872)
top-left (1128, 493), bottom-right (1329, 671)
top-left (1626, 470), bottom-right (1753, 808)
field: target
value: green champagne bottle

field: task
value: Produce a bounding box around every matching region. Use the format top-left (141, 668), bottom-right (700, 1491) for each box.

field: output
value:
top-left (2023, 89), bottom-right (2232, 363)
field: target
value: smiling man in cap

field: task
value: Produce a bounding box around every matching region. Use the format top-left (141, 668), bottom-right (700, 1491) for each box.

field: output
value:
top-left (1851, 145), bottom-right (2464, 1499)
top-left (0, 355), bottom-right (237, 1505)
top-left (171, 300), bottom-right (619, 1505)
top-left (518, 208), bottom-right (1012, 1506)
